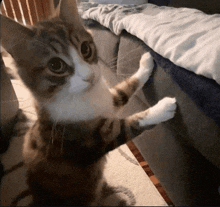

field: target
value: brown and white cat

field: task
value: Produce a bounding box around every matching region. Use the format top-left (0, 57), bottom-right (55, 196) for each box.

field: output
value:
top-left (1, 0), bottom-right (176, 206)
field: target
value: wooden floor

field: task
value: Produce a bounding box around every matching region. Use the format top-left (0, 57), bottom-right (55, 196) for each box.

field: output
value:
top-left (127, 141), bottom-right (174, 206)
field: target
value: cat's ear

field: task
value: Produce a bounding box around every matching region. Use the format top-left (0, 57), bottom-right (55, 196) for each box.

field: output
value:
top-left (58, 0), bottom-right (84, 30)
top-left (0, 14), bottom-right (34, 55)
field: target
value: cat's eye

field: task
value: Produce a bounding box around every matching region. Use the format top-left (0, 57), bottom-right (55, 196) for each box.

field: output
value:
top-left (81, 41), bottom-right (93, 60)
top-left (47, 58), bottom-right (67, 74)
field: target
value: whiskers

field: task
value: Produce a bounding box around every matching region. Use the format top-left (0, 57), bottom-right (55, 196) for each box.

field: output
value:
top-left (46, 121), bottom-right (57, 157)
top-left (47, 113), bottom-right (66, 157)
top-left (61, 125), bottom-right (65, 155)
top-left (50, 122), bottom-right (57, 145)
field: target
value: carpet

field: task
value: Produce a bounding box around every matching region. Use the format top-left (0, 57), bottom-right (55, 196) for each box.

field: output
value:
top-left (0, 65), bottom-right (168, 206)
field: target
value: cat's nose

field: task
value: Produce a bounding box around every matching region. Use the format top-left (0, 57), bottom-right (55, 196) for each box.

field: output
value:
top-left (78, 64), bottom-right (94, 83)
top-left (82, 72), bottom-right (95, 83)
top-left (76, 64), bottom-right (92, 80)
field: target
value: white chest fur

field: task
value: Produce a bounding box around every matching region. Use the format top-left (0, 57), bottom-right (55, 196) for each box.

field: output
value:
top-left (47, 77), bottom-right (114, 122)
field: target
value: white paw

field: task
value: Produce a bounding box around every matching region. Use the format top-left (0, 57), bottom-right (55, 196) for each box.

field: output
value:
top-left (139, 97), bottom-right (177, 126)
top-left (133, 52), bottom-right (154, 86)
top-left (139, 52), bottom-right (154, 70)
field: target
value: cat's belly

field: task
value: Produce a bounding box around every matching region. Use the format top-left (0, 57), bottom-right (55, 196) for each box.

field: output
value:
top-left (27, 156), bottom-right (106, 205)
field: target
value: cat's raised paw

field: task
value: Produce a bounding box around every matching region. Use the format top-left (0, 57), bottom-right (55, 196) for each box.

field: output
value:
top-left (151, 97), bottom-right (177, 123)
top-left (139, 97), bottom-right (177, 127)
top-left (157, 97), bottom-right (176, 110)
top-left (133, 52), bottom-right (154, 87)
top-left (139, 52), bottom-right (154, 70)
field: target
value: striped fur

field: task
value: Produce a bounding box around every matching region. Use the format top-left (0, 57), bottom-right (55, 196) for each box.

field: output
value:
top-left (1, 0), bottom-right (176, 206)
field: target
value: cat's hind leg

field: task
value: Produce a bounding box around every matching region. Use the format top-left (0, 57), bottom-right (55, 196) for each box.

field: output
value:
top-left (110, 52), bottom-right (154, 108)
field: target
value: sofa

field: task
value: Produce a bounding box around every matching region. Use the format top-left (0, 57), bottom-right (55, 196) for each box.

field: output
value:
top-left (82, 1), bottom-right (220, 205)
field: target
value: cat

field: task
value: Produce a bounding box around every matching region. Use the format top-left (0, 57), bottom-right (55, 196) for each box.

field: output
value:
top-left (0, 0), bottom-right (176, 206)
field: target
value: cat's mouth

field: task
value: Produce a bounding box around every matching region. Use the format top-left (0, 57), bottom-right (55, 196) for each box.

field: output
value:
top-left (82, 71), bottom-right (101, 91)
top-left (70, 72), bottom-right (98, 94)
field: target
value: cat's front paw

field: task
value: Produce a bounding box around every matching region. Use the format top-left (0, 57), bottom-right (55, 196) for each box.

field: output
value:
top-left (154, 97), bottom-right (177, 122)
top-left (134, 52), bottom-right (154, 87)
top-left (139, 52), bottom-right (154, 70)
top-left (139, 97), bottom-right (177, 126)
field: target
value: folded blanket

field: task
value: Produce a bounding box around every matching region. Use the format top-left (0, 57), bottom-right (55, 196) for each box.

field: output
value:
top-left (80, 3), bottom-right (220, 85)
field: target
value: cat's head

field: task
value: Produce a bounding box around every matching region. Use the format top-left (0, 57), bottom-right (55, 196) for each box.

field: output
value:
top-left (1, 0), bottom-right (112, 122)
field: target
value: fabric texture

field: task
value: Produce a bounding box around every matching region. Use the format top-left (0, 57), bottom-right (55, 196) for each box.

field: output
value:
top-left (80, 3), bottom-right (220, 85)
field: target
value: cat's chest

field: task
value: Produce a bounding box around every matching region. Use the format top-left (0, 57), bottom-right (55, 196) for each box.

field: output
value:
top-left (23, 118), bottom-right (108, 165)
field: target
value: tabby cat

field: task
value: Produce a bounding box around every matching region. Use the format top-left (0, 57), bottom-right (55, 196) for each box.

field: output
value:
top-left (1, 0), bottom-right (176, 205)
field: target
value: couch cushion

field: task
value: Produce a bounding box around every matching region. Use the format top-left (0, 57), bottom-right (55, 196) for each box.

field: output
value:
top-left (117, 31), bottom-right (149, 77)
top-left (135, 61), bottom-right (220, 205)
top-left (134, 123), bottom-right (220, 206)
top-left (116, 31), bottom-right (153, 105)
top-left (142, 55), bottom-right (220, 169)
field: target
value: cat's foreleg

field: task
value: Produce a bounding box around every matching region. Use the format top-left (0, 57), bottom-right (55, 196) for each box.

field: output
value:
top-left (102, 97), bottom-right (176, 153)
top-left (132, 52), bottom-right (155, 89)
top-left (110, 52), bottom-right (154, 107)
top-left (128, 97), bottom-right (176, 132)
